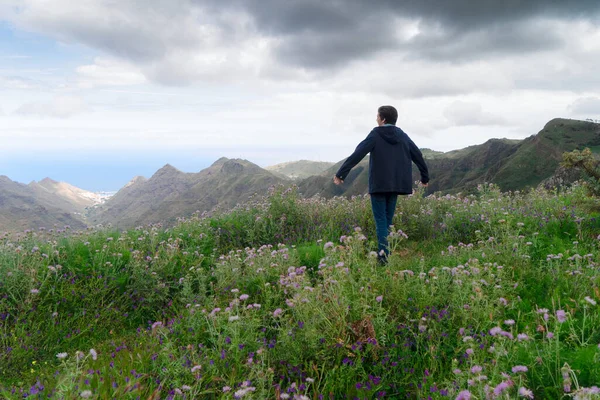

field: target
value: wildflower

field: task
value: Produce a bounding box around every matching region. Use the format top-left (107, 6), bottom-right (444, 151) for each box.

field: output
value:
top-left (547, 332), bottom-right (554, 339)
top-left (324, 241), bottom-right (334, 249)
top-left (223, 386), bottom-right (231, 392)
top-left (489, 327), bottom-right (503, 336)
top-left (456, 390), bottom-right (471, 400)
top-left (556, 310), bottom-right (567, 323)
top-left (182, 385), bottom-right (191, 391)
top-left (499, 297), bottom-right (508, 306)
top-left (30, 289), bottom-right (39, 294)
top-left (466, 348), bottom-right (474, 355)
top-left (453, 369), bottom-right (462, 375)
top-left (518, 387), bottom-right (534, 399)
top-left (517, 333), bottom-right (530, 341)
top-left (376, 295), bottom-right (383, 303)
top-left (89, 349), bottom-right (97, 360)
top-left (280, 394), bottom-right (290, 400)
top-left (306, 378), bottom-right (315, 383)
top-left (512, 366), bottom-right (528, 373)
top-left (504, 319), bottom-right (515, 326)
top-left (80, 390), bottom-right (92, 398)
top-left (273, 308), bottom-right (283, 317)
top-left (471, 365), bottom-right (483, 374)
top-left (174, 388), bottom-right (183, 395)
top-left (191, 365), bottom-right (201, 373)
top-left (228, 316), bottom-right (240, 322)
top-left (56, 352), bottom-right (68, 359)
top-left (231, 288), bottom-right (239, 293)
top-left (493, 381), bottom-right (512, 396)
top-left (239, 294), bottom-right (249, 301)
top-left (584, 296), bottom-right (597, 306)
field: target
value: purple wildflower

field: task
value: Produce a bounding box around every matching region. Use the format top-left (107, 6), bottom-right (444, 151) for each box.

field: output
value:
top-left (518, 387), bottom-right (534, 398)
top-left (456, 390), bottom-right (471, 400)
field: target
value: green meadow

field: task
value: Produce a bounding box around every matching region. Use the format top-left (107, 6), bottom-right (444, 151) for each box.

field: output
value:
top-left (1, 184), bottom-right (599, 399)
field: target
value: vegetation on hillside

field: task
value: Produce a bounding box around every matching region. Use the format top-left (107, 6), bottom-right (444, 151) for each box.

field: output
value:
top-left (563, 148), bottom-right (600, 198)
top-left (1, 183), bottom-right (600, 399)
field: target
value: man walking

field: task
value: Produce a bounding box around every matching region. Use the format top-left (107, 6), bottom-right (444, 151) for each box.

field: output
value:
top-left (333, 105), bottom-right (429, 264)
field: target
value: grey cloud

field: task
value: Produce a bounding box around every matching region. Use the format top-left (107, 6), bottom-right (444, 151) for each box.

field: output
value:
top-left (444, 101), bottom-right (506, 126)
top-left (568, 97), bottom-right (600, 116)
top-left (11, 0), bottom-right (600, 85)
top-left (213, 0), bottom-right (600, 67)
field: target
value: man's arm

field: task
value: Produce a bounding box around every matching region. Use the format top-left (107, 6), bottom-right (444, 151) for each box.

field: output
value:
top-left (335, 132), bottom-right (376, 182)
top-left (408, 139), bottom-right (429, 184)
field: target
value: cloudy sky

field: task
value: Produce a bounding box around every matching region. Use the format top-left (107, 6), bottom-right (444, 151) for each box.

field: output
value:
top-left (1, 0), bottom-right (600, 191)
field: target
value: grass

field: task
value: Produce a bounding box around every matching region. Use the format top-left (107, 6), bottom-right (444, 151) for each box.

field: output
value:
top-left (1, 183), bottom-right (599, 399)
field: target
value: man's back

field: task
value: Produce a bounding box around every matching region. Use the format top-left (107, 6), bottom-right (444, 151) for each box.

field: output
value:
top-left (336, 125), bottom-right (429, 194)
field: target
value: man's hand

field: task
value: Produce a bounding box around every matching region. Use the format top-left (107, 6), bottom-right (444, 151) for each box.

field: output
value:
top-left (333, 175), bottom-right (344, 185)
top-left (420, 182), bottom-right (429, 188)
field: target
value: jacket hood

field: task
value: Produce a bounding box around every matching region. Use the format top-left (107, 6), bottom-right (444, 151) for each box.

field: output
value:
top-left (376, 125), bottom-right (402, 144)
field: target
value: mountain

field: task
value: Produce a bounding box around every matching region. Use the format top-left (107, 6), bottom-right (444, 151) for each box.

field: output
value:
top-left (266, 160), bottom-right (335, 180)
top-left (0, 176), bottom-right (87, 232)
top-left (89, 158), bottom-right (286, 228)
top-left (297, 118), bottom-right (600, 197)
top-left (28, 178), bottom-right (103, 212)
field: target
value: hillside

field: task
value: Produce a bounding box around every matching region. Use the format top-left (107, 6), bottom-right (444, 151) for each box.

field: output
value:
top-left (28, 178), bottom-right (102, 211)
top-left (0, 176), bottom-right (87, 232)
top-left (298, 118), bottom-right (599, 197)
top-left (265, 160), bottom-right (335, 180)
top-left (89, 158), bottom-right (286, 228)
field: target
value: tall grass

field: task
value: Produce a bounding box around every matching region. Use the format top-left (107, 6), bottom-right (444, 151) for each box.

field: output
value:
top-left (1, 183), bottom-right (599, 399)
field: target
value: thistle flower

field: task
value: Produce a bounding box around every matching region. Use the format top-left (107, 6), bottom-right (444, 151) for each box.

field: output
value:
top-left (493, 381), bottom-right (512, 396)
top-left (471, 366), bottom-right (483, 374)
top-left (273, 308), bottom-right (283, 317)
top-left (89, 349), bottom-right (97, 360)
top-left (456, 390), bottom-right (471, 400)
top-left (517, 333), bottom-right (529, 341)
top-left (80, 390), bottom-right (92, 398)
top-left (376, 295), bottom-right (383, 303)
top-left (512, 365), bottom-right (528, 373)
top-left (56, 352), bottom-right (68, 359)
top-left (239, 294), bottom-right (249, 301)
top-left (556, 310), bottom-right (567, 323)
top-left (518, 387), bottom-right (534, 399)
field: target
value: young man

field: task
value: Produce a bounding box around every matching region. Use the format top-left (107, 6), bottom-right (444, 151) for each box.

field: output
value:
top-left (333, 105), bottom-right (429, 264)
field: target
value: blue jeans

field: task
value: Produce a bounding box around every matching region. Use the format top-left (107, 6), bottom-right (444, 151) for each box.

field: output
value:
top-left (370, 193), bottom-right (398, 257)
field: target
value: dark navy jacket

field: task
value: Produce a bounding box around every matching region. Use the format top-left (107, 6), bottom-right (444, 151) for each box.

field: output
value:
top-left (336, 125), bottom-right (429, 195)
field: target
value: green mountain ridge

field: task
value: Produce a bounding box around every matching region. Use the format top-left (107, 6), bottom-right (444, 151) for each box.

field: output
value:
top-left (298, 118), bottom-right (599, 197)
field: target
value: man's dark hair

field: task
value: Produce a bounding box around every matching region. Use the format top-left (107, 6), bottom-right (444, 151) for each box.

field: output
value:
top-left (378, 105), bottom-right (398, 125)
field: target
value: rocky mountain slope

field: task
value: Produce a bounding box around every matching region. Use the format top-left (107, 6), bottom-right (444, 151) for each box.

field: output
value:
top-left (88, 158), bottom-right (286, 228)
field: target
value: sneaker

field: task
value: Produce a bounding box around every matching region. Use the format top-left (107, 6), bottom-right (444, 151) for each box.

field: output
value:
top-left (377, 254), bottom-right (388, 266)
